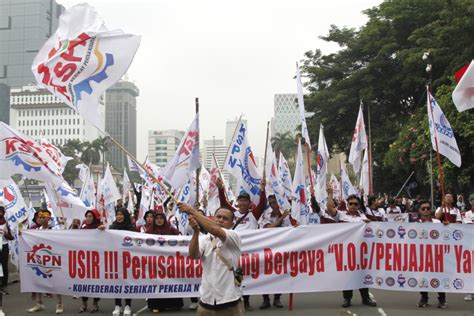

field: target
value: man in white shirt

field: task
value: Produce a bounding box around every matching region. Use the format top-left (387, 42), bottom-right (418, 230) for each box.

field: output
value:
top-left (179, 203), bottom-right (243, 316)
top-left (416, 201), bottom-right (446, 309)
top-left (435, 193), bottom-right (462, 223)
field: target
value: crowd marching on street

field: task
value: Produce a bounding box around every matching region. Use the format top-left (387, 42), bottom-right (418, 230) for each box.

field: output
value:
top-left (0, 2), bottom-right (472, 316)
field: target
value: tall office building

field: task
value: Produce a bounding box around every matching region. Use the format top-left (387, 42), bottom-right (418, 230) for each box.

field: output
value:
top-left (9, 85), bottom-right (104, 144)
top-left (225, 117), bottom-right (248, 146)
top-left (0, 83), bottom-right (10, 123)
top-left (272, 93), bottom-right (299, 138)
top-left (0, 0), bottom-right (65, 88)
top-left (148, 130), bottom-right (184, 167)
top-left (105, 80), bottom-right (139, 170)
top-left (201, 138), bottom-right (229, 182)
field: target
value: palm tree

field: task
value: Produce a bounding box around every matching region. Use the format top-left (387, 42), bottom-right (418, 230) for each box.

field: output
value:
top-left (92, 136), bottom-right (109, 173)
top-left (271, 131), bottom-right (295, 159)
top-left (81, 141), bottom-right (100, 166)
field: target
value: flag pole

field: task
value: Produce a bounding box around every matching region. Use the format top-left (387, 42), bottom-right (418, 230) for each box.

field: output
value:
top-left (262, 121), bottom-right (270, 180)
top-left (195, 97), bottom-right (200, 207)
top-left (213, 153), bottom-right (228, 200)
top-left (367, 101), bottom-right (373, 195)
top-left (427, 88), bottom-right (446, 199)
top-left (305, 143), bottom-right (314, 189)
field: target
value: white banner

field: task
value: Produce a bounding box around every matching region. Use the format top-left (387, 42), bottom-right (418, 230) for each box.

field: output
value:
top-left (19, 223), bottom-right (473, 298)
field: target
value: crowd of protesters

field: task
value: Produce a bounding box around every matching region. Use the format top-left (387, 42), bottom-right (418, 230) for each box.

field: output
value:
top-left (1, 183), bottom-right (472, 316)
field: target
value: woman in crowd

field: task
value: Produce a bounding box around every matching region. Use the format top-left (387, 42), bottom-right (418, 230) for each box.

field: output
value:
top-left (146, 212), bottom-right (183, 313)
top-left (79, 209), bottom-right (102, 313)
top-left (136, 210), bottom-right (155, 233)
top-left (104, 208), bottom-right (135, 316)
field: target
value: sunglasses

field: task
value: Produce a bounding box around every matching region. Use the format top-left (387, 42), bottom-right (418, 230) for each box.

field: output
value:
top-left (421, 207), bottom-right (431, 211)
top-left (348, 202), bottom-right (359, 206)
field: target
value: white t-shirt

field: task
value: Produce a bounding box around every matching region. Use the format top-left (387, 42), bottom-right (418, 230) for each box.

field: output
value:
top-left (198, 229), bottom-right (241, 305)
top-left (366, 208), bottom-right (386, 221)
top-left (259, 209), bottom-right (291, 228)
top-left (435, 206), bottom-right (462, 222)
top-left (334, 210), bottom-right (368, 223)
top-left (462, 210), bottom-right (474, 224)
top-left (233, 211), bottom-right (258, 231)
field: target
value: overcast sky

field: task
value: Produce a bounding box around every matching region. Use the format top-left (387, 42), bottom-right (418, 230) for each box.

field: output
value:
top-left (58, 0), bottom-right (382, 161)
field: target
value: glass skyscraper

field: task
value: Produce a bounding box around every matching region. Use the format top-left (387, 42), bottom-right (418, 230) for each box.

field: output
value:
top-left (0, 0), bottom-right (64, 88)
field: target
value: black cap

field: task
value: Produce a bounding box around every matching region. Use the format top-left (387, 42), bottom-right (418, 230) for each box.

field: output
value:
top-left (237, 192), bottom-right (251, 200)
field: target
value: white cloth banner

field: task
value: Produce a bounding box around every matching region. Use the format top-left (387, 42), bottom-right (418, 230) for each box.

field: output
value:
top-left (19, 223), bottom-right (474, 298)
top-left (32, 3), bottom-right (141, 131)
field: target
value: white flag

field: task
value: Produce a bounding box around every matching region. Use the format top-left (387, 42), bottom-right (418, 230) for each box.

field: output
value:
top-left (75, 163), bottom-right (89, 183)
top-left (122, 170), bottom-right (130, 202)
top-left (427, 90), bottom-right (462, 167)
top-left (127, 155), bottom-right (141, 173)
top-left (207, 155), bottom-right (223, 215)
top-left (223, 120), bottom-right (261, 203)
top-left (296, 63), bottom-right (311, 147)
top-left (360, 149), bottom-right (370, 195)
top-left (329, 174), bottom-right (341, 200)
top-left (43, 190), bottom-right (61, 229)
top-left (291, 141), bottom-right (309, 224)
top-left (40, 138), bottom-right (73, 174)
top-left (315, 125), bottom-right (329, 204)
top-left (265, 143), bottom-right (290, 210)
top-left (340, 160), bottom-right (357, 200)
top-left (52, 182), bottom-right (87, 219)
top-left (31, 3), bottom-right (141, 131)
top-left (348, 104), bottom-right (367, 173)
top-left (0, 181), bottom-right (28, 228)
top-left (278, 152), bottom-right (293, 199)
top-left (162, 113), bottom-right (200, 189)
top-left (80, 170), bottom-right (96, 208)
top-left (101, 164), bottom-right (121, 205)
top-left (136, 184), bottom-right (151, 226)
top-left (452, 60), bottom-right (474, 112)
top-left (0, 122), bottom-right (66, 186)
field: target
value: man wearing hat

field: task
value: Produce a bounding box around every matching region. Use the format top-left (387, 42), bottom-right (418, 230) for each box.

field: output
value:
top-left (216, 177), bottom-right (266, 311)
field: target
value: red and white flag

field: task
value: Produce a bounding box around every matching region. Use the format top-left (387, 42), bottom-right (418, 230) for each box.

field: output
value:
top-left (31, 3), bottom-right (141, 131)
top-left (291, 141), bottom-right (309, 224)
top-left (452, 60), bottom-right (474, 112)
top-left (348, 103), bottom-right (368, 173)
top-left (162, 113), bottom-right (200, 189)
top-left (0, 122), bottom-right (66, 186)
top-left (315, 125), bottom-right (329, 204)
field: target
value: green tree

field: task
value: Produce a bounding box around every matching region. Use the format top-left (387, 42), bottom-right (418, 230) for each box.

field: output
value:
top-left (81, 141), bottom-right (100, 166)
top-left (301, 0), bottom-right (474, 194)
top-left (271, 131), bottom-right (296, 160)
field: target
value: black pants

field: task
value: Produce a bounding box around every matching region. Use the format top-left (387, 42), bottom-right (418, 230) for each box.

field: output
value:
top-left (343, 288), bottom-right (370, 300)
top-left (1, 244), bottom-right (8, 287)
top-left (420, 292), bottom-right (446, 301)
top-left (262, 294), bottom-right (281, 301)
top-left (243, 295), bottom-right (250, 304)
top-left (115, 299), bottom-right (132, 307)
top-left (190, 297), bottom-right (198, 303)
top-left (82, 297), bottom-right (100, 303)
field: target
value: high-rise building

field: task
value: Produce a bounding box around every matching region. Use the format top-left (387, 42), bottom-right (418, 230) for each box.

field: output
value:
top-left (201, 138), bottom-right (229, 182)
top-left (0, 0), bottom-right (65, 88)
top-left (9, 85), bottom-right (104, 144)
top-left (272, 93), bottom-right (299, 138)
top-left (225, 117), bottom-right (248, 146)
top-left (148, 130), bottom-right (184, 167)
top-left (0, 83), bottom-right (10, 123)
top-left (105, 80), bottom-right (139, 170)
